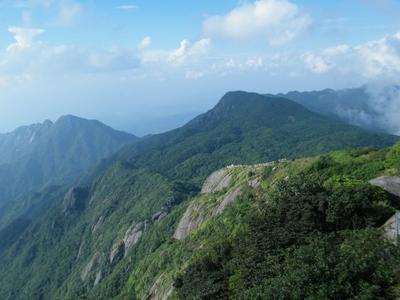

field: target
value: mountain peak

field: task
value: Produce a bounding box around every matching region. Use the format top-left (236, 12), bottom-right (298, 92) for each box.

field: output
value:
top-left (216, 91), bottom-right (265, 107)
top-left (56, 114), bottom-right (93, 124)
top-left (184, 91), bottom-right (319, 133)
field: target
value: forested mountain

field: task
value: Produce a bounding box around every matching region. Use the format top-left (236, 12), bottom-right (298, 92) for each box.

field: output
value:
top-left (0, 115), bottom-right (137, 230)
top-left (114, 91), bottom-right (398, 186)
top-left (275, 86), bottom-right (400, 135)
top-left (0, 91), bottom-right (399, 299)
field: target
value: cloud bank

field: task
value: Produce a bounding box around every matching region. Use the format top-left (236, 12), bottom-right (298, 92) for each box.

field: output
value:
top-left (302, 32), bottom-right (400, 80)
top-left (203, 0), bottom-right (311, 46)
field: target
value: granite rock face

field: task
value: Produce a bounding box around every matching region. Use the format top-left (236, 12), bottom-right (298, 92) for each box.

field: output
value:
top-left (215, 188), bottom-right (242, 215)
top-left (109, 240), bottom-right (124, 264)
top-left (370, 176), bottom-right (400, 243)
top-left (123, 222), bottom-right (144, 256)
top-left (81, 253), bottom-right (100, 282)
top-left (201, 169), bottom-right (232, 194)
top-left (381, 213), bottom-right (399, 242)
top-left (173, 204), bottom-right (205, 240)
top-left (174, 167), bottom-right (244, 241)
top-left (146, 275), bottom-right (174, 300)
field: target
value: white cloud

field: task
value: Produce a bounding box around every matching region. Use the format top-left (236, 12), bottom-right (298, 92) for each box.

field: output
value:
top-left (168, 40), bottom-right (190, 64)
top-left (190, 39), bottom-right (212, 55)
top-left (365, 84), bottom-right (400, 135)
top-left (116, 5), bottom-right (138, 10)
top-left (7, 27), bottom-right (45, 52)
top-left (302, 52), bottom-right (330, 74)
top-left (302, 32), bottom-right (400, 79)
top-left (185, 70), bottom-right (204, 80)
top-left (2, 28), bottom-right (140, 81)
top-left (138, 36), bottom-right (151, 51)
top-left (56, 0), bottom-right (82, 26)
top-left (245, 57), bottom-right (264, 68)
top-left (322, 44), bottom-right (350, 57)
top-left (203, 0), bottom-right (311, 46)
top-left (358, 32), bottom-right (400, 77)
top-left (168, 38), bottom-right (211, 64)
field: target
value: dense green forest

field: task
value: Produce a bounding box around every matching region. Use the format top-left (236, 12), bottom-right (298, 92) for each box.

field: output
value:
top-left (0, 92), bottom-right (399, 299)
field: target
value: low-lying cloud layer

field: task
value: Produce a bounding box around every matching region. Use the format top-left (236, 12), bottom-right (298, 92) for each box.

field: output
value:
top-left (365, 84), bottom-right (400, 135)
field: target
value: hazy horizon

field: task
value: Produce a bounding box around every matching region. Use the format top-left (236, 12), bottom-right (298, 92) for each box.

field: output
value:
top-left (1, 0), bottom-right (400, 134)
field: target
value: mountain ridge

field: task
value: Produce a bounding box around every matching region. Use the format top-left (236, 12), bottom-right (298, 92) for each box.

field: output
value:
top-left (0, 115), bottom-right (138, 231)
top-left (0, 91), bottom-right (399, 299)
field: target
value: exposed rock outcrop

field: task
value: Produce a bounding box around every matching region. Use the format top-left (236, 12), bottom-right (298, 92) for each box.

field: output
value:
top-left (94, 270), bottom-right (102, 286)
top-left (152, 211), bottom-right (167, 223)
top-left (215, 188), bottom-right (242, 215)
top-left (92, 215), bottom-right (105, 233)
top-left (124, 222), bottom-right (144, 256)
top-left (145, 275), bottom-right (174, 300)
top-left (369, 176), bottom-right (400, 197)
top-left (381, 212), bottom-right (399, 242)
top-left (81, 253), bottom-right (100, 282)
top-left (370, 177), bottom-right (400, 243)
top-left (63, 187), bottom-right (88, 214)
top-left (174, 188), bottom-right (242, 240)
top-left (201, 169), bottom-right (232, 194)
top-left (109, 240), bottom-right (124, 264)
top-left (77, 240), bottom-right (85, 260)
top-left (248, 178), bottom-right (260, 189)
top-left (173, 204), bottom-right (205, 240)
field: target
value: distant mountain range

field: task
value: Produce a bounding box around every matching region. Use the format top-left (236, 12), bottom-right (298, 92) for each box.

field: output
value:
top-left (0, 115), bottom-right (137, 229)
top-left (0, 91), bottom-right (399, 299)
top-left (274, 85), bottom-right (400, 135)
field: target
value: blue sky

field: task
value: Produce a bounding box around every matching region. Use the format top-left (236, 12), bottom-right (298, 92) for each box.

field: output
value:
top-left (1, 0), bottom-right (400, 134)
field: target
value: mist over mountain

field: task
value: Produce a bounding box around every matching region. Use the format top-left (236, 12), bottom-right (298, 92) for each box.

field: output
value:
top-left (276, 85), bottom-right (400, 136)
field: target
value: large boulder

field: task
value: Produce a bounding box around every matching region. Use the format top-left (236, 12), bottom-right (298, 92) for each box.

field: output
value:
top-left (381, 213), bottom-right (399, 242)
top-left (369, 176), bottom-right (400, 197)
